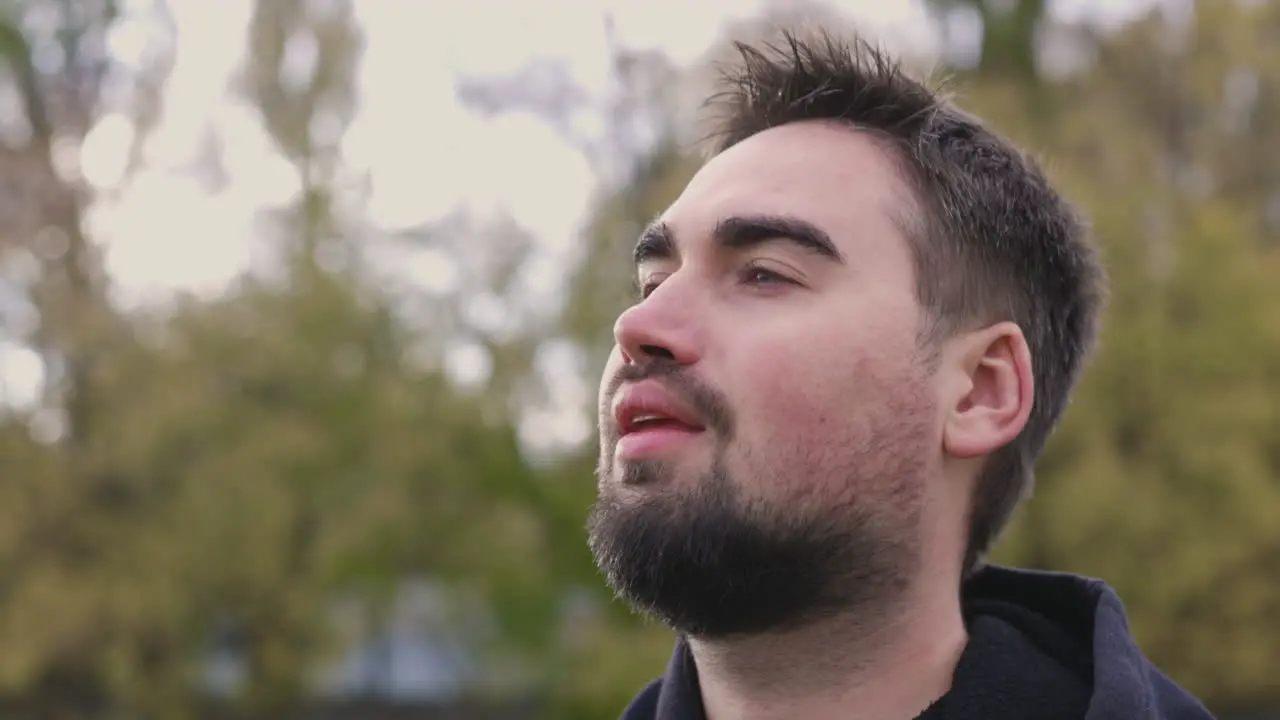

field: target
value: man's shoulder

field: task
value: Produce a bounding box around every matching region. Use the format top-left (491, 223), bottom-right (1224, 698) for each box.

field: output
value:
top-left (1147, 666), bottom-right (1219, 720)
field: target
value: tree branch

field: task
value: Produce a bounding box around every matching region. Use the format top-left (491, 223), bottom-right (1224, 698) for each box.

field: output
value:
top-left (0, 19), bottom-right (52, 144)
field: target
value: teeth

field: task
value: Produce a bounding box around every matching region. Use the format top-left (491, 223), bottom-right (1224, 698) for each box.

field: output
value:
top-left (632, 414), bottom-right (666, 425)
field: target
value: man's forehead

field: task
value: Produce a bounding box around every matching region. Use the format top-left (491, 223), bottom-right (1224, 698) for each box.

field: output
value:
top-left (709, 119), bottom-right (898, 171)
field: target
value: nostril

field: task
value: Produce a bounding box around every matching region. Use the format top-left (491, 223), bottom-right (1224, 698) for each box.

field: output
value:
top-left (640, 344), bottom-right (675, 360)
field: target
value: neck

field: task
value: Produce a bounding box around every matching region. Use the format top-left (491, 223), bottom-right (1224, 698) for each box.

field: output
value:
top-left (690, 577), bottom-right (966, 720)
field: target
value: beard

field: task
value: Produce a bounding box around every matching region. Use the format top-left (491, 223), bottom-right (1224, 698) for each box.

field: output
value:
top-left (587, 362), bottom-right (932, 640)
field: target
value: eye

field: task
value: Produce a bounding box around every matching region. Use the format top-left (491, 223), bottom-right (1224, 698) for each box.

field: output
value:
top-left (636, 273), bottom-right (667, 299)
top-left (740, 265), bottom-right (793, 287)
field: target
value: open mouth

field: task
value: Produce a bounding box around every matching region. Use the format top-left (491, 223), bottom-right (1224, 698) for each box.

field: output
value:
top-left (611, 380), bottom-right (708, 461)
top-left (625, 414), bottom-right (699, 434)
top-left (616, 414), bottom-right (704, 461)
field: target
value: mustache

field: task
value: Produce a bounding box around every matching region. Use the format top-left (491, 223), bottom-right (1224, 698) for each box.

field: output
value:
top-left (602, 359), bottom-right (735, 439)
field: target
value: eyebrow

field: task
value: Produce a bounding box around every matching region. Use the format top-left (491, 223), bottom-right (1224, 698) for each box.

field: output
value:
top-left (633, 213), bottom-right (845, 266)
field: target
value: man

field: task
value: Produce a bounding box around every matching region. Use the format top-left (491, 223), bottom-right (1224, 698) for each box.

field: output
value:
top-left (586, 29), bottom-right (1215, 720)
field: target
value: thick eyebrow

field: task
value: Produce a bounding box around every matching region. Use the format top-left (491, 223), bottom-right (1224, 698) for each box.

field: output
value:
top-left (632, 214), bottom-right (844, 267)
top-left (713, 214), bottom-right (844, 263)
top-left (633, 219), bottom-right (674, 265)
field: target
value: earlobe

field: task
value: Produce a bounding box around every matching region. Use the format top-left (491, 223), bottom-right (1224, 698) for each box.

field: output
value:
top-left (942, 322), bottom-right (1034, 460)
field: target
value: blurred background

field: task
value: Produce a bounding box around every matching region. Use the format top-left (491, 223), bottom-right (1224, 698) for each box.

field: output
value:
top-left (0, 0), bottom-right (1277, 718)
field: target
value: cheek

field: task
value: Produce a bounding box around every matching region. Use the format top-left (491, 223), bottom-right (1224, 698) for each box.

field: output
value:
top-left (723, 319), bottom-right (923, 496)
top-left (727, 334), bottom-right (868, 474)
top-left (733, 325), bottom-right (891, 433)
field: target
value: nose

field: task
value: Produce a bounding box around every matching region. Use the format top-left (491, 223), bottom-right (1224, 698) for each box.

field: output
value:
top-left (613, 280), bottom-right (702, 368)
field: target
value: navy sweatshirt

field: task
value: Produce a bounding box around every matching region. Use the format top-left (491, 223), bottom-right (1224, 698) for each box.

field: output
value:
top-left (619, 565), bottom-right (1216, 719)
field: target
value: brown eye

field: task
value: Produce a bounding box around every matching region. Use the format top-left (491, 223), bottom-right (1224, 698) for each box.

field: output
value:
top-left (637, 273), bottom-right (667, 299)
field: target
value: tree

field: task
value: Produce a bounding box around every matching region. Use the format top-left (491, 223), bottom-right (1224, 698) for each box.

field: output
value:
top-left (924, 0), bottom-right (1047, 82)
top-left (0, 0), bottom-right (177, 715)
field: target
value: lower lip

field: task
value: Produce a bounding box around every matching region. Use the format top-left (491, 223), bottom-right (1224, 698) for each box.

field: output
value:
top-left (616, 426), bottom-right (704, 460)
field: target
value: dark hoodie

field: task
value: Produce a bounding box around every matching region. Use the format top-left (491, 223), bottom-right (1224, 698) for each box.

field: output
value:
top-left (618, 565), bottom-right (1216, 720)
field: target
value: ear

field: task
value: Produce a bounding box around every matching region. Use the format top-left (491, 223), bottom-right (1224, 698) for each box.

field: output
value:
top-left (941, 321), bottom-right (1034, 460)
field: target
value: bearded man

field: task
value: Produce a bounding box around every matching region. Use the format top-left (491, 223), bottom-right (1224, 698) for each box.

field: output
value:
top-left (587, 29), bottom-right (1215, 720)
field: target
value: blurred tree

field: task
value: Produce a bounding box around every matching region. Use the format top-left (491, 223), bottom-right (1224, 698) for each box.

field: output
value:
top-left (1, 0), bottom-right (580, 714)
top-left (924, 0), bottom-right (1046, 82)
top-left (222, 0), bottom-right (368, 712)
top-left (0, 0), bottom-right (177, 716)
top-left (216, 0), bottom-right (607, 715)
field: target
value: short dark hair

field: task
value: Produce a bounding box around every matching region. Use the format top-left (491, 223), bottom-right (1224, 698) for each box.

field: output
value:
top-left (704, 29), bottom-right (1106, 576)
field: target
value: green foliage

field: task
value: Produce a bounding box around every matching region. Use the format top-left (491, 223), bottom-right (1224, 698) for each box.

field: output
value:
top-left (924, 0), bottom-right (1046, 82)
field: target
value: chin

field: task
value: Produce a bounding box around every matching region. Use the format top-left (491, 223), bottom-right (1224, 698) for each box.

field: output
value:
top-left (601, 454), bottom-right (681, 489)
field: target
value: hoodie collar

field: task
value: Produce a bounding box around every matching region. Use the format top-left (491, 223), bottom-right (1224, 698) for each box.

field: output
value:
top-left (620, 565), bottom-right (1216, 720)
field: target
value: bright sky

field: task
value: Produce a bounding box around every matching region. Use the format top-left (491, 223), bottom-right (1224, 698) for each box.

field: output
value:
top-left (0, 0), bottom-right (1168, 427)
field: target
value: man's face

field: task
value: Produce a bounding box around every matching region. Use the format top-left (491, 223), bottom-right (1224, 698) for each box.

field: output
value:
top-left (588, 122), bottom-right (945, 638)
